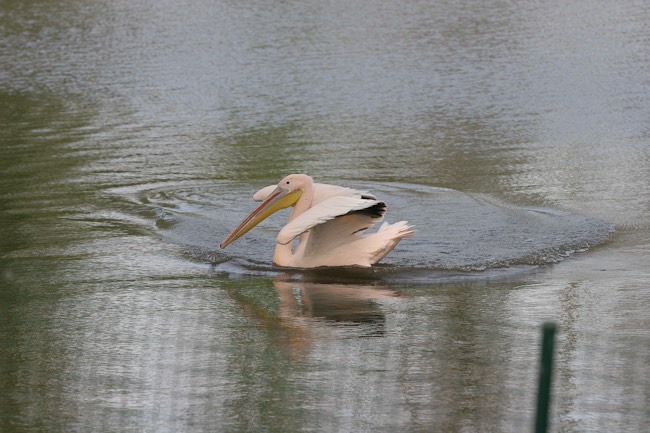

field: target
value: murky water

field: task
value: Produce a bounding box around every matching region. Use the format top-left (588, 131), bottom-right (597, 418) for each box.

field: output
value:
top-left (2, 0), bottom-right (649, 432)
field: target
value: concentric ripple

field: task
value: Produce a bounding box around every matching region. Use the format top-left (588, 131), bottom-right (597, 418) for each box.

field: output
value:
top-left (119, 180), bottom-right (613, 279)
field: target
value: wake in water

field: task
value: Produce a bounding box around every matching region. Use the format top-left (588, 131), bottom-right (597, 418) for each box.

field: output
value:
top-left (120, 180), bottom-right (614, 278)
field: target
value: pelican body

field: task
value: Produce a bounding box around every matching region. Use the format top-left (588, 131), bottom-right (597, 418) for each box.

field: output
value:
top-left (220, 174), bottom-right (414, 268)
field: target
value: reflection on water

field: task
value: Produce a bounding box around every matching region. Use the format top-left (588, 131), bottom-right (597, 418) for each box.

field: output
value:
top-left (220, 272), bottom-right (399, 360)
top-left (2, 0), bottom-right (650, 431)
top-left (273, 273), bottom-right (397, 328)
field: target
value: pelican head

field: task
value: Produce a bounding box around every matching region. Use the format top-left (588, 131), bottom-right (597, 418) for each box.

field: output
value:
top-left (219, 175), bottom-right (309, 248)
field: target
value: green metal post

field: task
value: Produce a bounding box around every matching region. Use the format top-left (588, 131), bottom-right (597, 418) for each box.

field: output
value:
top-left (535, 322), bottom-right (556, 433)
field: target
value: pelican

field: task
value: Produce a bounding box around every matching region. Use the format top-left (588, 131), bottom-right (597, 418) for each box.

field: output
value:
top-left (220, 174), bottom-right (414, 268)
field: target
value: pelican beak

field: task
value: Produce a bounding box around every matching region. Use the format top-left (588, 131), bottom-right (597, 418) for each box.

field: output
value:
top-left (220, 187), bottom-right (302, 248)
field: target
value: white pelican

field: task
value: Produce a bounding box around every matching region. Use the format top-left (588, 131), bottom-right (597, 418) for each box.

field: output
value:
top-left (220, 174), bottom-right (414, 268)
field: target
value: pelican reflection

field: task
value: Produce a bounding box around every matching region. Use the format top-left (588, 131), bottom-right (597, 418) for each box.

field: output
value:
top-left (273, 273), bottom-right (399, 336)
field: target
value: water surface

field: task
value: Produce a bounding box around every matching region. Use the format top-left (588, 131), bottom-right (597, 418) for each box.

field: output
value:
top-left (1, 0), bottom-right (650, 432)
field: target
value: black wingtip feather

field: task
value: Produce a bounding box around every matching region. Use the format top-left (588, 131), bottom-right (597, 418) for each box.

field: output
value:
top-left (347, 201), bottom-right (386, 219)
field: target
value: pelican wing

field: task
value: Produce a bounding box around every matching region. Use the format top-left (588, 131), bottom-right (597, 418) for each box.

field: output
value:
top-left (300, 218), bottom-right (413, 267)
top-left (277, 196), bottom-right (384, 245)
top-left (254, 183), bottom-right (377, 203)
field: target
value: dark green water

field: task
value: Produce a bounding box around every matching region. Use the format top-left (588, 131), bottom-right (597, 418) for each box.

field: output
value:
top-left (2, 0), bottom-right (649, 432)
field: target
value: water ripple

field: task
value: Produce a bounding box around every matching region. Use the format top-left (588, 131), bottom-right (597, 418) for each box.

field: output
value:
top-left (121, 180), bottom-right (613, 276)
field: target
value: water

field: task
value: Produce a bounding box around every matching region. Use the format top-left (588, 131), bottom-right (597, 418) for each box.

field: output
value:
top-left (1, 0), bottom-right (649, 432)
